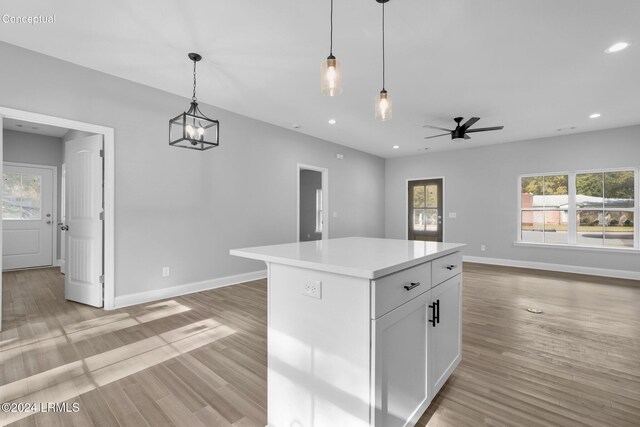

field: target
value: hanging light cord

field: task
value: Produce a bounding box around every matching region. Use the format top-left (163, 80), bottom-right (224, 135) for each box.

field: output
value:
top-left (192, 59), bottom-right (198, 102)
top-left (329, 0), bottom-right (334, 56)
top-left (382, 1), bottom-right (386, 90)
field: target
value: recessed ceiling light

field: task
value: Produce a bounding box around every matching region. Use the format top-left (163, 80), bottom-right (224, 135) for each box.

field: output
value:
top-left (589, 113), bottom-right (601, 119)
top-left (605, 42), bottom-right (629, 53)
top-left (328, 119), bottom-right (336, 125)
top-left (292, 124), bottom-right (301, 129)
top-left (392, 145), bottom-right (399, 149)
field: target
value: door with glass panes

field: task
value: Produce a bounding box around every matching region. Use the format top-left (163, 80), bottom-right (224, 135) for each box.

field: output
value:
top-left (408, 179), bottom-right (443, 241)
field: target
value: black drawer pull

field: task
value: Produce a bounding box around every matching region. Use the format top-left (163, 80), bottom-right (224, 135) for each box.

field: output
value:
top-left (445, 264), bottom-right (458, 271)
top-left (403, 281), bottom-right (421, 291)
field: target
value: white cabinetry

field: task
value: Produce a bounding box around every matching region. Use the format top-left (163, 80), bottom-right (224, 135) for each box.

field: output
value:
top-left (230, 237), bottom-right (465, 427)
top-left (372, 291), bottom-right (430, 427)
top-left (429, 275), bottom-right (462, 396)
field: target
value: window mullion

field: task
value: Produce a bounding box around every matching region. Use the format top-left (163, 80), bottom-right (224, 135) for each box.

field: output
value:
top-left (568, 173), bottom-right (577, 244)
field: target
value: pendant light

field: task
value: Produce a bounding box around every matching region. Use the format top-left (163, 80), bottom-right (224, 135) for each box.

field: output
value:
top-left (375, 0), bottom-right (392, 121)
top-left (321, 0), bottom-right (342, 96)
top-left (169, 53), bottom-right (220, 150)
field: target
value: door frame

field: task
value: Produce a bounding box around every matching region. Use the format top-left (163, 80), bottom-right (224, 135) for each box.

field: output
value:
top-left (297, 164), bottom-right (329, 242)
top-left (2, 161), bottom-right (58, 269)
top-left (406, 176), bottom-right (446, 241)
top-left (0, 106), bottom-right (116, 310)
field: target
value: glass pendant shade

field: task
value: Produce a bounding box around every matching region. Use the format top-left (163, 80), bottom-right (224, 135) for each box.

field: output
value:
top-left (375, 89), bottom-right (392, 121)
top-left (321, 55), bottom-right (342, 96)
top-left (169, 101), bottom-right (219, 150)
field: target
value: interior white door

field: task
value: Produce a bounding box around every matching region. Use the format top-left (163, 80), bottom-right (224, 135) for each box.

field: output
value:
top-left (64, 134), bottom-right (103, 307)
top-left (60, 163), bottom-right (66, 275)
top-left (2, 163), bottom-right (55, 270)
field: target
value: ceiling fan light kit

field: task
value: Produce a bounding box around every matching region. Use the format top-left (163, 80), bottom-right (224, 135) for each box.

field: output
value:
top-left (169, 52), bottom-right (220, 151)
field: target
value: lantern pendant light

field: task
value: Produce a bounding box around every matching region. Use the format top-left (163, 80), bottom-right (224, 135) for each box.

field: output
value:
top-left (169, 53), bottom-right (220, 150)
top-left (321, 0), bottom-right (342, 96)
top-left (375, 0), bottom-right (392, 121)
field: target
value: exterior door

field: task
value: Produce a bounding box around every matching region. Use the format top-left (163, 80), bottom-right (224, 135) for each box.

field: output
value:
top-left (2, 163), bottom-right (55, 270)
top-left (408, 179), bottom-right (443, 241)
top-left (63, 134), bottom-right (104, 307)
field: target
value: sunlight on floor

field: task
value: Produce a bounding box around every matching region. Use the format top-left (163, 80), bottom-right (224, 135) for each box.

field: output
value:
top-left (0, 300), bottom-right (235, 425)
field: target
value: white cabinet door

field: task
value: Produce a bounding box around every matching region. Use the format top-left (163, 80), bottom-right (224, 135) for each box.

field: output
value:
top-left (429, 274), bottom-right (462, 396)
top-left (372, 291), bottom-right (430, 427)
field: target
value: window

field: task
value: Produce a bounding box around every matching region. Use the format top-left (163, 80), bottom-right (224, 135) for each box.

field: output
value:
top-left (315, 189), bottom-right (323, 233)
top-left (576, 171), bottom-right (635, 248)
top-left (2, 172), bottom-right (42, 220)
top-left (519, 169), bottom-right (636, 249)
top-left (520, 174), bottom-right (569, 244)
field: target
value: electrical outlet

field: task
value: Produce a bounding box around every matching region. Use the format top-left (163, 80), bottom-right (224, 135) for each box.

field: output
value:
top-left (162, 266), bottom-right (170, 277)
top-left (303, 280), bottom-right (322, 299)
top-left (480, 245), bottom-right (486, 252)
top-left (449, 212), bottom-right (457, 218)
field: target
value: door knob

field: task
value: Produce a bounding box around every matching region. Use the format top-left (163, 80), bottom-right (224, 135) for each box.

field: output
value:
top-left (46, 220), bottom-right (52, 225)
top-left (60, 224), bottom-right (69, 231)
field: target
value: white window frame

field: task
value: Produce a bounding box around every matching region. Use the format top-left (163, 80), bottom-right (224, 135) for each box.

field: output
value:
top-left (517, 167), bottom-right (639, 251)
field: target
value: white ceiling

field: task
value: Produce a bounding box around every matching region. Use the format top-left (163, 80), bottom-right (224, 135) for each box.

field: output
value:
top-left (3, 117), bottom-right (69, 138)
top-left (0, 0), bottom-right (639, 158)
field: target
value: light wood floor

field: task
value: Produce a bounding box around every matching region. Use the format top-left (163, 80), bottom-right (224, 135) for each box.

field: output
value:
top-left (1, 265), bottom-right (639, 427)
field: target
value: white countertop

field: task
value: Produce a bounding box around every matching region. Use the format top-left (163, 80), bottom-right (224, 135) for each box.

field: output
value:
top-left (230, 237), bottom-right (466, 279)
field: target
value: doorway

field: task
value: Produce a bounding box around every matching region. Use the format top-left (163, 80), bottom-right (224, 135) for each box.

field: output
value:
top-left (408, 178), bottom-right (444, 242)
top-left (297, 164), bottom-right (329, 242)
top-left (0, 107), bottom-right (116, 331)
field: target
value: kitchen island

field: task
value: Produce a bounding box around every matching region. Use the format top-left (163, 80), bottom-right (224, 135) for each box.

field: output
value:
top-left (230, 237), bottom-right (465, 427)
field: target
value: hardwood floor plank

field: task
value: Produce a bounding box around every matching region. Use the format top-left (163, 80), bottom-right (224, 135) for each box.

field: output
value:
top-left (2, 266), bottom-right (639, 427)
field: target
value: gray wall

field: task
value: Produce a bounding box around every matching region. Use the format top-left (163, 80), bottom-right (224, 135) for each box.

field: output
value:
top-left (2, 129), bottom-right (63, 259)
top-left (386, 125), bottom-right (640, 273)
top-left (299, 169), bottom-right (322, 242)
top-left (0, 42), bottom-right (385, 298)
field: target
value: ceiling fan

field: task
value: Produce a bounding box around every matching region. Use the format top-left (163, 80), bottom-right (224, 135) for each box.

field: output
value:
top-left (423, 117), bottom-right (504, 140)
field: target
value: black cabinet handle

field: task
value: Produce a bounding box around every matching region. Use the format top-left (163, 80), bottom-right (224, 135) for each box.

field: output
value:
top-left (403, 281), bottom-right (421, 291)
top-left (435, 299), bottom-right (440, 324)
top-left (445, 264), bottom-right (457, 271)
top-left (428, 302), bottom-right (436, 326)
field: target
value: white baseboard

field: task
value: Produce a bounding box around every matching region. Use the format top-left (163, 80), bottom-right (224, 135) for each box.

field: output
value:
top-left (54, 259), bottom-right (62, 267)
top-left (113, 269), bottom-right (267, 309)
top-left (463, 256), bottom-right (640, 281)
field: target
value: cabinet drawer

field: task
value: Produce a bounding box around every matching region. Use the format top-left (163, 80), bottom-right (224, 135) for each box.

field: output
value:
top-left (371, 262), bottom-right (431, 319)
top-left (431, 252), bottom-right (462, 286)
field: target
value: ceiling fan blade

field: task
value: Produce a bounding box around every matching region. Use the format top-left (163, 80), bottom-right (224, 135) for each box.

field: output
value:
top-left (465, 126), bottom-right (504, 133)
top-left (422, 125), bottom-right (452, 132)
top-left (424, 133), bottom-right (450, 139)
top-left (461, 117), bottom-right (480, 130)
